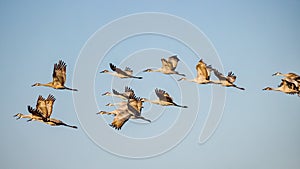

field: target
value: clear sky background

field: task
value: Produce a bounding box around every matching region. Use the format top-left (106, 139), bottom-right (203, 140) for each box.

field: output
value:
top-left (1, 1), bottom-right (300, 169)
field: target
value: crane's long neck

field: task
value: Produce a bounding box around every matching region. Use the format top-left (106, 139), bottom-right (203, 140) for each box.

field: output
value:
top-left (143, 99), bottom-right (160, 105)
top-left (33, 82), bottom-right (53, 87)
top-left (15, 114), bottom-right (31, 119)
top-left (150, 68), bottom-right (162, 72)
top-left (267, 87), bottom-right (281, 92)
top-left (105, 71), bottom-right (118, 77)
top-left (183, 77), bottom-right (208, 84)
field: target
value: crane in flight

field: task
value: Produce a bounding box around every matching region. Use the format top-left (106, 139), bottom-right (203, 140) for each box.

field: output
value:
top-left (143, 55), bottom-right (185, 76)
top-left (101, 86), bottom-right (135, 100)
top-left (14, 94), bottom-right (77, 129)
top-left (263, 79), bottom-right (300, 96)
top-left (178, 59), bottom-right (216, 84)
top-left (210, 67), bottom-right (245, 90)
top-left (141, 88), bottom-right (188, 108)
top-left (272, 72), bottom-right (300, 90)
top-left (32, 60), bottom-right (78, 91)
top-left (100, 63), bottom-right (142, 79)
top-left (97, 94), bottom-right (150, 130)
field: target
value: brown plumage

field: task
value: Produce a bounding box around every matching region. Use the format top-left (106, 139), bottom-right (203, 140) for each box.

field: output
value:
top-left (143, 55), bottom-right (185, 76)
top-left (263, 79), bottom-right (300, 96)
top-left (100, 63), bottom-right (142, 79)
top-left (97, 93), bottom-right (150, 130)
top-left (102, 86), bottom-right (135, 100)
top-left (32, 60), bottom-right (78, 91)
top-left (210, 67), bottom-right (245, 90)
top-left (178, 59), bottom-right (216, 84)
top-left (14, 94), bottom-right (77, 129)
top-left (141, 88), bottom-right (188, 108)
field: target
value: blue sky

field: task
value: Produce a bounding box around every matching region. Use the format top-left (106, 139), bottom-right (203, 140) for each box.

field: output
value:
top-left (1, 1), bottom-right (300, 168)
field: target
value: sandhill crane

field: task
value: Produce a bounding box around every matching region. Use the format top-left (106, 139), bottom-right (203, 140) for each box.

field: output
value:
top-left (178, 59), bottom-right (216, 84)
top-left (272, 72), bottom-right (300, 80)
top-left (100, 63), bottom-right (142, 79)
top-left (101, 86), bottom-right (135, 100)
top-left (143, 55), bottom-right (185, 76)
top-left (263, 79), bottom-right (300, 96)
top-left (141, 88), bottom-right (188, 108)
top-left (32, 60), bottom-right (78, 91)
top-left (272, 72), bottom-right (300, 89)
top-left (210, 68), bottom-right (245, 90)
top-left (14, 112), bottom-right (78, 129)
top-left (97, 95), bottom-right (150, 130)
top-left (14, 94), bottom-right (77, 129)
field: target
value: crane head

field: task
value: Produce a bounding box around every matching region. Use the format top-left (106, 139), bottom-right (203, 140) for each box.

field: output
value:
top-left (14, 113), bottom-right (23, 120)
top-left (143, 69), bottom-right (152, 72)
top-left (100, 70), bottom-right (109, 73)
top-left (31, 83), bottom-right (40, 87)
top-left (101, 92), bottom-right (111, 96)
top-left (272, 72), bottom-right (281, 76)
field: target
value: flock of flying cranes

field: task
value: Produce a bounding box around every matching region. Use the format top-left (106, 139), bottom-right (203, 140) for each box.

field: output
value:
top-left (14, 56), bottom-right (300, 130)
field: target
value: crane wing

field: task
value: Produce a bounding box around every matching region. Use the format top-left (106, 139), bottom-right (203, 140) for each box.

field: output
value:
top-left (124, 67), bottom-right (133, 75)
top-left (196, 59), bottom-right (209, 80)
top-left (161, 58), bottom-right (172, 71)
top-left (281, 79), bottom-right (297, 90)
top-left (168, 55), bottom-right (180, 70)
top-left (110, 111), bottom-right (131, 130)
top-left (45, 94), bottom-right (56, 118)
top-left (27, 105), bottom-right (44, 118)
top-left (124, 86), bottom-right (134, 94)
top-left (226, 71), bottom-right (237, 83)
top-left (155, 88), bottom-right (173, 103)
top-left (109, 63), bottom-right (131, 77)
top-left (211, 67), bottom-right (227, 81)
top-left (52, 60), bottom-right (67, 86)
top-left (35, 95), bottom-right (48, 119)
top-left (127, 94), bottom-right (143, 115)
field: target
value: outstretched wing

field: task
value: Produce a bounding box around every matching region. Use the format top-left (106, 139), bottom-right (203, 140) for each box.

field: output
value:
top-left (211, 67), bottom-right (227, 81)
top-left (124, 67), bottom-right (133, 75)
top-left (124, 86), bottom-right (134, 94)
top-left (52, 60), bottom-right (67, 86)
top-left (283, 79), bottom-right (297, 90)
top-left (27, 105), bottom-right (44, 118)
top-left (45, 94), bottom-right (56, 118)
top-left (111, 86), bottom-right (134, 99)
top-left (36, 95), bottom-right (48, 119)
top-left (110, 111), bottom-right (131, 130)
top-left (109, 63), bottom-right (130, 76)
top-left (127, 94), bottom-right (143, 115)
top-left (168, 55), bottom-right (180, 70)
top-left (155, 88), bottom-right (173, 103)
top-left (196, 59), bottom-right (209, 80)
top-left (161, 58), bottom-right (172, 71)
top-left (226, 71), bottom-right (237, 83)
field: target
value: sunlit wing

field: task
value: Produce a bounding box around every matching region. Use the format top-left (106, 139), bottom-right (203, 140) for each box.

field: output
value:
top-left (211, 67), bottom-right (227, 81)
top-left (110, 111), bottom-right (131, 130)
top-left (168, 55), bottom-right (180, 70)
top-left (52, 60), bottom-right (67, 86)
top-left (35, 95), bottom-right (48, 119)
top-left (109, 63), bottom-right (130, 76)
top-left (226, 71), bottom-right (236, 83)
top-left (161, 58), bottom-right (172, 71)
top-left (45, 94), bottom-right (56, 118)
top-left (155, 88), bottom-right (173, 103)
top-left (27, 105), bottom-right (44, 118)
top-left (124, 67), bottom-right (133, 75)
top-left (196, 60), bottom-right (209, 80)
